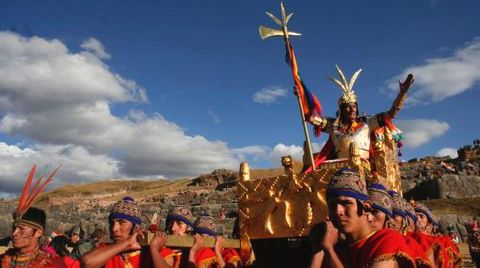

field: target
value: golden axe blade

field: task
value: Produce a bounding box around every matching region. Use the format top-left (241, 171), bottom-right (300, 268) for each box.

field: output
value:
top-left (258, 25), bottom-right (301, 40)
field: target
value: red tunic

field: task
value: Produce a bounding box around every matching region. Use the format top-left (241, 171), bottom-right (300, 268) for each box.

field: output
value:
top-left (327, 229), bottom-right (416, 268)
top-left (408, 232), bottom-right (444, 267)
top-left (222, 248), bottom-right (241, 265)
top-left (195, 247), bottom-right (218, 267)
top-left (99, 245), bottom-right (177, 268)
top-left (160, 247), bottom-right (181, 268)
top-left (0, 248), bottom-right (67, 268)
top-left (437, 235), bottom-right (462, 268)
top-left (403, 234), bottom-right (432, 267)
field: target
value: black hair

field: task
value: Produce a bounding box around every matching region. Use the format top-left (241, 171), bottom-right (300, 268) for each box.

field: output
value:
top-left (50, 235), bottom-right (70, 257)
top-left (356, 199), bottom-right (365, 216)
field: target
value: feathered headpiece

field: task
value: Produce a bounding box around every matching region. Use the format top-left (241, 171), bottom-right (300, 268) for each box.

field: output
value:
top-left (328, 65), bottom-right (362, 105)
top-left (14, 164), bottom-right (61, 227)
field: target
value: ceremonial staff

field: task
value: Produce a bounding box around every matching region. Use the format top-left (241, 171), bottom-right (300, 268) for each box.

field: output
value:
top-left (259, 2), bottom-right (319, 171)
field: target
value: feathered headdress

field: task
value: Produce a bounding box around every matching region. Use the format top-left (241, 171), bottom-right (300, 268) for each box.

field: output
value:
top-left (14, 164), bottom-right (61, 227)
top-left (328, 65), bottom-right (362, 105)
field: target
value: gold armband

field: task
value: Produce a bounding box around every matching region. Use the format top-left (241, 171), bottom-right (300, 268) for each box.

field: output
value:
top-left (310, 116), bottom-right (328, 129)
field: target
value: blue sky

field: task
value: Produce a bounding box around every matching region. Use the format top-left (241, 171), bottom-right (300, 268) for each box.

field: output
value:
top-left (0, 0), bottom-right (479, 196)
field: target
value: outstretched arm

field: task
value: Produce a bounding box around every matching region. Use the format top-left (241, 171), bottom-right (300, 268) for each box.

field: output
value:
top-left (389, 74), bottom-right (414, 119)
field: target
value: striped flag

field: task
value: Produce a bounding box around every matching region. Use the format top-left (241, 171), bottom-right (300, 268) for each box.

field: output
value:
top-left (286, 43), bottom-right (322, 136)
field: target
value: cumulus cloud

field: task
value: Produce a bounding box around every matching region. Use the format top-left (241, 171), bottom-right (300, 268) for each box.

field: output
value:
top-left (270, 143), bottom-right (304, 161)
top-left (0, 31), bottom-right (245, 194)
top-left (253, 87), bottom-right (287, 104)
top-left (396, 119), bottom-right (449, 148)
top-left (388, 37), bottom-right (480, 104)
top-left (81, 37), bottom-right (111, 59)
top-left (232, 142), bottom-right (324, 166)
top-left (0, 142), bottom-right (120, 198)
top-left (436, 147), bottom-right (458, 159)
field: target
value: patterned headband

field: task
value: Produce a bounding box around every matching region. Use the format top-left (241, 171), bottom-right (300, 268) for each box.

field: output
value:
top-left (194, 215), bottom-right (218, 237)
top-left (109, 196), bottom-right (141, 225)
top-left (327, 168), bottom-right (368, 201)
top-left (368, 184), bottom-right (392, 218)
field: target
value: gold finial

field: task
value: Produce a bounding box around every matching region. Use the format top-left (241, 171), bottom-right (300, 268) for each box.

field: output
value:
top-left (258, 2), bottom-right (301, 40)
top-left (328, 65), bottom-right (362, 105)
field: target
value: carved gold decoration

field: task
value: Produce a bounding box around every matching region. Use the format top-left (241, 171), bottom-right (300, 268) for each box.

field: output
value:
top-left (239, 155), bottom-right (371, 239)
top-left (240, 161), bottom-right (250, 182)
top-left (372, 127), bottom-right (402, 194)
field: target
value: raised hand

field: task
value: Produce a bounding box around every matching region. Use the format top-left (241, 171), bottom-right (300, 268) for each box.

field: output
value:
top-left (125, 228), bottom-right (144, 251)
top-left (150, 231), bottom-right (168, 251)
top-left (321, 220), bottom-right (339, 251)
top-left (399, 74), bottom-right (414, 93)
top-left (214, 235), bottom-right (225, 255)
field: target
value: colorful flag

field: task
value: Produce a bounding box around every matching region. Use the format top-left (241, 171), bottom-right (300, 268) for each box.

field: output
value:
top-left (286, 43), bottom-right (323, 136)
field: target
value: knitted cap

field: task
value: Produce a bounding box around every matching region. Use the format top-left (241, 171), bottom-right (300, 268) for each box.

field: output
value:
top-left (327, 169), bottom-right (368, 201)
top-left (367, 184), bottom-right (392, 218)
top-left (14, 207), bottom-right (46, 232)
top-left (194, 215), bottom-right (218, 237)
top-left (403, 201), bottom-right (418, 222)
top-left (414, 202), bottom-right (437, 225)
top-left (109, 197), bottom-right (141, 225)
top-left (388, 191), bottom-right (406, 218)
top-left (166, 205), bottom-right (194, 228)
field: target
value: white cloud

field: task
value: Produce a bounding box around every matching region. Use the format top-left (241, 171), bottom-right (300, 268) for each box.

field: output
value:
top-left (253, 87), bottom-right (287, 104)
top-left (232, 145), bottom-right (270, 163)
top-left (232, 142), bottom-right (324, 166)
top-left (388, 37), bottom-right (480, 104)
top-left (270, 143), bottom-right (304, 162)
top-left (0, 31), bottom-right (245, 194)
top-left (436, 147), bottom-right (458, 159)
top-left (396, 119), bottom-right (449, 148)
top-left (0, 142), bottom-right (120, 197)
top-left (80, 37), bottom-right (111, 59)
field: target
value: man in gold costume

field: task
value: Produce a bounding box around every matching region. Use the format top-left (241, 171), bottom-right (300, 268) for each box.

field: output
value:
top-left (307, 66), bottom-right (413, 167)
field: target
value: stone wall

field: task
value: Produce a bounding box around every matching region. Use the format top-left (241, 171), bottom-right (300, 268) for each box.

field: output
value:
top-left (403, 175), bottom-right (480, 200)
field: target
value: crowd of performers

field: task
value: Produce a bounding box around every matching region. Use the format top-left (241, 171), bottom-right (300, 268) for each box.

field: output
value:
top-left (0, 168), bottom-right (466, 268)
top-left (309, 169), bottom-right (462, 268)
top-left (1, 197), bottom-right (241, 268)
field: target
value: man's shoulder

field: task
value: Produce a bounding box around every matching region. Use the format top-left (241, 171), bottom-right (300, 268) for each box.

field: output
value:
top-left (363, 228), bottom-right (402, 242)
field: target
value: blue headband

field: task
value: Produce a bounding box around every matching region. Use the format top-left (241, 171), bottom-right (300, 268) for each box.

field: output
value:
top-left (194, 226), bottom-right (218, 237)
top-left (327, 189), bottom-right (369, 202)
top-left (415, 208), bottom-right (437, 225)
top-left (166, 214), bottom-right (194, 227)
top-left (372, 203), bottom-right (393, 218)
top-left (405, 210), bottom-right (418, 222)
top-left (109, 212), bottom-right (141, 225)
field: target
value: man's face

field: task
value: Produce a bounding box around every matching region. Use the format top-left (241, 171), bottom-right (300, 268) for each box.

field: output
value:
top-left (406, 217), bottom-right (416, 232)
top-left (415, 212), bottom-right (430, 232)
top-left (70, 233), bottom-right (80, 244)
top-left (340, 102), bottom-right (358, 122)
top-left (367, 209), bottom-right (387, 231)
top-left (110, 218), bottom-right (134, 242)
top-left (390, 215), bottom-right (404, 232)
top-left (328, 196), bottom-right (363, 234)
top-left (171, 220), bottom-right (188, 236)
top-left (11, 224), bottom-right (41, 249)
